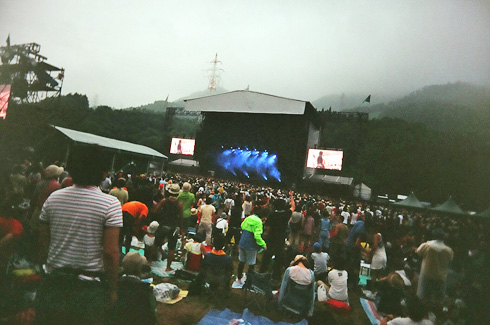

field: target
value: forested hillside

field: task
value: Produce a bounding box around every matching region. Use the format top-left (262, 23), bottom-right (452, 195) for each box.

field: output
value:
top-left (350, 82), bottom-right (490, 138)
top-left (1, 83), bottom-right (489, 210)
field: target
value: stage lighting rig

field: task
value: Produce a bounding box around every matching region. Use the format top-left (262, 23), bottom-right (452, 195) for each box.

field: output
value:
top-left (0, 37), bottom-right (64, 103)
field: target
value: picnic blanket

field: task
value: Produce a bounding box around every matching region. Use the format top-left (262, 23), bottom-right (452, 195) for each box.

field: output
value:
top-left (198, 308), bottom-right (308, 325)
top-left (150, 260), bottom-right (184, 277)
top-left (360, 298), bottom-right (382, 325)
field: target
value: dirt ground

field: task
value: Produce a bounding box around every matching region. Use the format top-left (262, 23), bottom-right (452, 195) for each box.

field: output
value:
top-left (154, 252), bottom-right (371, 325)
top-left (155, 285), bottom-right (371, 325)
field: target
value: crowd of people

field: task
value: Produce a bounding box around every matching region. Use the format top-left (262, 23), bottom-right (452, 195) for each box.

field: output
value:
top-left (1, 150), bottom-right (488, 324)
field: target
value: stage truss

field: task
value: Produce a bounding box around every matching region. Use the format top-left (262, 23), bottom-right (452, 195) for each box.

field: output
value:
top-left (0, 40), bottom-right (64, 103)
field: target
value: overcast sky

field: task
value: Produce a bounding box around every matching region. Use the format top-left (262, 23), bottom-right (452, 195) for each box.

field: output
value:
top-left (2, 0), bottom-right (490, 108)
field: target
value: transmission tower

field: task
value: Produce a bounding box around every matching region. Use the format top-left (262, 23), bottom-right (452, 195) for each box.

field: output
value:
top-left (207, 53), bottom-right (223, 91)
top-left (0, 37), bottom-right (64, 103)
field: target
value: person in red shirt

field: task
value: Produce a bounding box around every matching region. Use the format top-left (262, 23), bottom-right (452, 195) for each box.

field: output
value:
top-left (0, 204), bottom-right (24, 286)
top-left (121, 201), bottom-right (149, 254)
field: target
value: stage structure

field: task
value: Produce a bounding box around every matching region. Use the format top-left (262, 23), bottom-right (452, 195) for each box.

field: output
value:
top-left (0, 38), bottom-right (64, 105)
top-left (184, 90), bottom-right (321, 183)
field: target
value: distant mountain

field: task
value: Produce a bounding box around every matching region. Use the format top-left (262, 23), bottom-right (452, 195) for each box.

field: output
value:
top-left (312, 93), bottom-right (395, 111)
top-left (124, 87), bottom-right (228, 113)
top-left (347, 82), bottom-right (490, 137)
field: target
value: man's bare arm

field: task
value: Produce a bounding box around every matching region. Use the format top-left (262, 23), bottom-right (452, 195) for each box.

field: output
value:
top-left (103, 227), bottom-right (120, 305)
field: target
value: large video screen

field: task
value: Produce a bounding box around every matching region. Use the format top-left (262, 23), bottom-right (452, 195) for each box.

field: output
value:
top-left (170, 138), bottom-right (195, 155)
top-left (306, 149), bottom-right (343, 170)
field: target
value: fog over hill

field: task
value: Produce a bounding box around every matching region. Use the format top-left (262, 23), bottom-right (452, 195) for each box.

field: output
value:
top-left (343, 82), bottom-right (490, 137)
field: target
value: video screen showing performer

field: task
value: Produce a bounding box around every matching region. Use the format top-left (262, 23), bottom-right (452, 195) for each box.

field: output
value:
top-left (170, 138), bottom-right (195, 155)
top-left (306, 149), bottom-right (343, 170)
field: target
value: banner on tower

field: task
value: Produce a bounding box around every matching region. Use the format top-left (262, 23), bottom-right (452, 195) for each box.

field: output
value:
top-left (0, 84), bottom-right (12, 120)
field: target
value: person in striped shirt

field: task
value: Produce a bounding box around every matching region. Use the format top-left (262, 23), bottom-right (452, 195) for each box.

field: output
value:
top-left (36, 146), bottom-right (123, 324)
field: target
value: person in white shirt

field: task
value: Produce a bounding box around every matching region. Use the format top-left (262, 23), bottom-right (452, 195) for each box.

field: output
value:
top-left (198, 197), bottom-right (216, 245)
top-left (318, 258), bottom-right (348, 303)
top-left (341, 210), bottom-right (350, 224)
top-left (215, 212), bottom-right (229, 235)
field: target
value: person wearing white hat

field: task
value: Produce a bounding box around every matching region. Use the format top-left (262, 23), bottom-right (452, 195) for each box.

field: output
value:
top-left (152, 183), bottom-right (183, 271)
top-left (177, 182), bottom-right (196, 235)
top-left (143, 221), bottom-right (159, 260)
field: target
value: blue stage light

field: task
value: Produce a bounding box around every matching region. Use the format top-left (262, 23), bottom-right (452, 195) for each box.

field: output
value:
top-left (217, 148), bottom-right (281, 182)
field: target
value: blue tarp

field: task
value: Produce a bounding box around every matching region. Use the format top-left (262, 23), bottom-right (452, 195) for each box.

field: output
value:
top-left (198, 308), bottom-right (308, 325)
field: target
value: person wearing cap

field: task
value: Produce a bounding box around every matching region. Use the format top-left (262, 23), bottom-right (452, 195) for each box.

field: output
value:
top-left (152, 183), bottom-right (183, 271)
top-left (121, 201), bottom-right (149, 255)
top-left (416, 228), bottom-right (453, 310)
top-left (112, 252), bottom-right (156, 325)
top-left (188, 208), bottom-right (198, 232)
top-left (36, 146), bottom-right (122, 324)
top-left (143, 221), bottom-right (159, 260)
top-left (215, 212), bottom-right (229, 236)
top-left (311, 242), bottom-right (330, 283)
top-left (177, 182), bottom-right (196, 235)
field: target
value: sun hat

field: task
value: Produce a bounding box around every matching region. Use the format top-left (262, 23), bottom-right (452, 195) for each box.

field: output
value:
top-left (122, 252), bottom-right (147, 276)
top-left (147, 221), bottom-right (159, 234)
top-left (190, 208), bottom-right (198, 216)
top-left (168, 183), bottom-right (181, 195)
top-left (44, 165), bottom-right (63, 179)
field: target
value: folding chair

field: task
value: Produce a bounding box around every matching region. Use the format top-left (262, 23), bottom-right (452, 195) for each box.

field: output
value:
top-left (278, 268), bottom-right (315, 317)
top-left (243, 270), bottom-right (275, 311)
top-left (202, 267), bottom-right (232, 303)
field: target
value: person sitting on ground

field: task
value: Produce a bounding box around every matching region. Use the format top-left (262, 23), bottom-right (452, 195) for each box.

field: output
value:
top-left (183, 232), bottom-right (206, 272)
top-left (380, 295), bottom-right (434, 325)
top-left (215, 212), bottom-right (229, 237)
top-left (278, 255), bottom-right (315, 317)
top-left (311, 242), bottom-right (329, 282)
top-left (317, 257), bottom-right (349, 304)
top-left (201, 235), bottom-right (233, 289)
top-left (112, 252), bottom-right (156, 325)
top-left (143, 221), bottom-right (159, 261)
